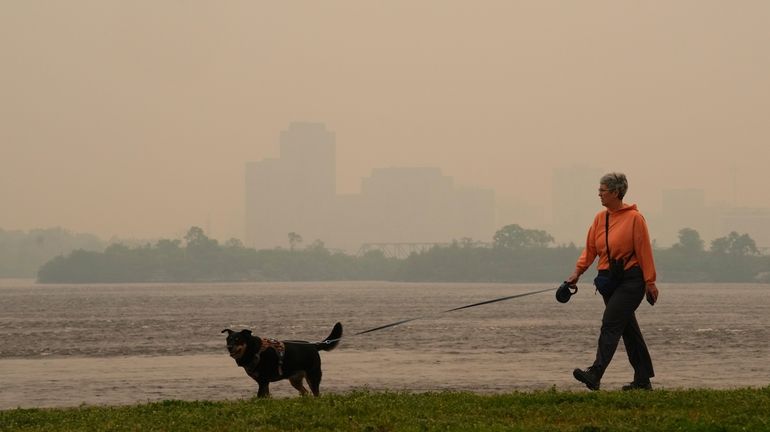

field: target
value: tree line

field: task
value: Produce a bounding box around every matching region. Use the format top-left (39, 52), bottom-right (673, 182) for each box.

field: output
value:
top-left (35, 225), bottom-right (770, 284)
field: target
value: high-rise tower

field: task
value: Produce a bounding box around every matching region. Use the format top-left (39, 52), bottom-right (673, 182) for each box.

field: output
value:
top-left (245, 122), bottom-right (336, 249)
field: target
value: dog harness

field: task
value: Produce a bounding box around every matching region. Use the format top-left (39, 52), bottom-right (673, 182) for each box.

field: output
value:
top-left (245, 338), bottom-right (286, 379)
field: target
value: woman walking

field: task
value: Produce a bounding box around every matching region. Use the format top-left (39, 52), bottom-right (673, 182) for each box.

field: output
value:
top-left (565, 172), bottom-right (659, 391)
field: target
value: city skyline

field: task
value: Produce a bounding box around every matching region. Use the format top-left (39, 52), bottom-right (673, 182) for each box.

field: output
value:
top-left (245, 122), bottom-right (496, 252)
top-left (5, 118), bottom-right (769, 251)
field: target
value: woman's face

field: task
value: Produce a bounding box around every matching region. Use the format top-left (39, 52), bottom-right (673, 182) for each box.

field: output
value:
top-left (598, 183), bottom-right (617, 207)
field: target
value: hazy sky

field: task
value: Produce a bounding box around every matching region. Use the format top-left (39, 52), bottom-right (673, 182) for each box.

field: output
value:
top-left (2, 1), bottom-right (769, 241)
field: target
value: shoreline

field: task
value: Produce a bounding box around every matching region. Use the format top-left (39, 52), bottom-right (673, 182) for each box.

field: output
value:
top-left (4, 349), bottom-right (767, 410)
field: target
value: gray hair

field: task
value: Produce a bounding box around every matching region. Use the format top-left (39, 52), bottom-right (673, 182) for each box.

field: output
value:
top-left (600, 172), bottom-right (628, 199)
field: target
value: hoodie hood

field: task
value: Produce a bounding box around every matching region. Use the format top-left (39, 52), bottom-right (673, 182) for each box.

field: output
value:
top-left (608, 203), bottom-right (638, 214)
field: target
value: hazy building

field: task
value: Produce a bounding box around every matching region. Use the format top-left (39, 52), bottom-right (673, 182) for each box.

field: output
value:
top-left (245, 122), bottom-right (336, 249)
top-left (551, 165), bottom-right (604, 245)
top-left (655, 190), bottom-right (770, 251)
top-left (454, 185), bottom-right (496, 242)
top-left (322, 166), bottom-right (495, 252)
top-left (718, 207), bottom-right (770, 252)
top-left (359, 167), bottom-right (455, 243)
top-left (657, 188), bottom-right (709, 246)
top-left (245, 124), bottom-right (495, 251)
top-left (352, 167), bottom-right (495, 246)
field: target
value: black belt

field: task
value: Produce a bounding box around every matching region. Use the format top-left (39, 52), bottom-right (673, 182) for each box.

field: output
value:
top-left (598, 265), bottom-right (642, 278)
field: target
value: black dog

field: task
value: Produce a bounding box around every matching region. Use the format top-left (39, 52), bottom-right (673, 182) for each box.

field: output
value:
top-left (222, 322), bottom-right (342, 397)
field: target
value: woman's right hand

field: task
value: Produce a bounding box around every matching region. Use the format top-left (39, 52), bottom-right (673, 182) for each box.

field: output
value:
top-left (566, 272), bottom-right (580, 285)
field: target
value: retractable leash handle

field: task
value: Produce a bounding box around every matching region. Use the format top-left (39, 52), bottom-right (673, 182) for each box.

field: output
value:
top-left (555, 281), bottom-right (578, 303)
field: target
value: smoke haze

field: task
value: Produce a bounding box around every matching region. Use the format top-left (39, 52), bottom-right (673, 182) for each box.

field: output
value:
top-left (2, 1), bottom-right (769, 245)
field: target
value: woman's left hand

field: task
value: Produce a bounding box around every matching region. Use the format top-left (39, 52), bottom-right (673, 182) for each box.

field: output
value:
top-left (645, 284), bottom-right (659, 305)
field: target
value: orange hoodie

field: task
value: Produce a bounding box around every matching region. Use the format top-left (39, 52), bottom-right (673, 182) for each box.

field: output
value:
top-left (575, 203), bottom-right (657, 288)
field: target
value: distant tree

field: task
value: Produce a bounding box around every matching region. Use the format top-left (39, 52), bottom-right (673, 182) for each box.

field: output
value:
top-left (156, 238), bottom-right (182, 252)
top-left (223, 238), bottom-right (245, 249)
top-left (184, 227), bottom-right (212, 247)
top-left (710, 231), bottom-right (759, 256)
top-left (672, 228), bottom-right (705, 254)
top-left (181, 226), bottom-right (221, 279)
top-left (710, 236), bottom-right (729, 255)
top-left (288, 232), bottom-right (303, 251)
top-left (307, 239), bottom-right (327, 253)
top-left (105, 243), bottom-right (131, 255)
top-left (493, 224), bottom-right (554, 249)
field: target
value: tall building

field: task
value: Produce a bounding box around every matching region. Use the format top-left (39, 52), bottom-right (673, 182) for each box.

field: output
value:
top-left (245, 122), bottom-right (336, 250)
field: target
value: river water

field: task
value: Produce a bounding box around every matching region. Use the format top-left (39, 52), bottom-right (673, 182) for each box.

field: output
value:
top-left (1, 279), bottom-right (768, 409)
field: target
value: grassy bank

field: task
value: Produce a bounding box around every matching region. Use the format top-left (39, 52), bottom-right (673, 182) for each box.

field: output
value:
top-left (2, 388), bottom-right (769, 431)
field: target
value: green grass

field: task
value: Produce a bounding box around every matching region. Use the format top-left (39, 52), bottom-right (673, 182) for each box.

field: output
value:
top-left (2, 388), bottom-right (770, 431)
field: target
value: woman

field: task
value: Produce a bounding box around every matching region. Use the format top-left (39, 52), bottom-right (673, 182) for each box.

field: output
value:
top-left (565, 172), bottom-right (659, 391)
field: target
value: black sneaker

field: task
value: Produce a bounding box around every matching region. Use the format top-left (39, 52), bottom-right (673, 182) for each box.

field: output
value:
top-left (622, 381), bottom-right (652, 391)
top-left (573, 367), bottom-right (601, 391)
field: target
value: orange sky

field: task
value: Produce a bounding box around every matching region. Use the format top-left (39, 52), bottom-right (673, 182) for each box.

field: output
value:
top-left (2, 1), bottom-right (769, 241)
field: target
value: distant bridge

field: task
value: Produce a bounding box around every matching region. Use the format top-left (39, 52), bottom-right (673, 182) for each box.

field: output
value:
top-left (357, 241), bottom-right (492, 259)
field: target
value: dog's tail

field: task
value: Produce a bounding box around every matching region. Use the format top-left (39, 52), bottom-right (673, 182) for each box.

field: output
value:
top-left (316, 322), bottom-right (343, 351)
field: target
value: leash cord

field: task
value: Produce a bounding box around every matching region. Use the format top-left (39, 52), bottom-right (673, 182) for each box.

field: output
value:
top-left (318, 286), bottom-right (556, 344)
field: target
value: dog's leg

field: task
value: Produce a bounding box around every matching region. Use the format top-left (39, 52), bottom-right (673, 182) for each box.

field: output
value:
top-left (256, 380), bottom-right (270, 398)
top-left (289, 372), bottom-right (309, 396)
top-left (306, 369), bottom-right (322, 397)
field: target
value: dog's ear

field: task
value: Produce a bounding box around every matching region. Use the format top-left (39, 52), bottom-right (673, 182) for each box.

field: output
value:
top-left (221, 329), bottom-right (234, 335)
top-left (242, 329), bottom-right (252, 337)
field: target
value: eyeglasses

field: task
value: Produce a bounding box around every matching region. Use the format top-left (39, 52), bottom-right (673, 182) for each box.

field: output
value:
top-left (598, 188), bottom-right (611, 194)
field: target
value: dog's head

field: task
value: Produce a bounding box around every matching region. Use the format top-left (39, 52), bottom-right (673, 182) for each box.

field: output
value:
top-left (221, 328), bottom-right (262, 360)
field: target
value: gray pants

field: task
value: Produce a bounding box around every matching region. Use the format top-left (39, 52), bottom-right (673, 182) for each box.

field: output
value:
top-left (593, 267), bottom-right (655, 381)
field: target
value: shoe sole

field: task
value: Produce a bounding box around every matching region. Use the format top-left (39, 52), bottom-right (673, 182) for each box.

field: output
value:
top-left (573, 369), bottom-right (600, 391)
